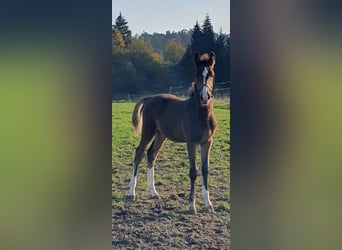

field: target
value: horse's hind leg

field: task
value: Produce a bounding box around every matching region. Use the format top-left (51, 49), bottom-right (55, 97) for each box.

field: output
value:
top-left (128, 124), bottom-right (155, 200)
top-left (147, 131), bottom-right (166, 199)
top-left (200, 139), bottom-right (214, 212)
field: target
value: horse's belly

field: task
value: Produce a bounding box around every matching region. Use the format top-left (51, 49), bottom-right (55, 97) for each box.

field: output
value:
top-left (160, 128), bottom-right (186, 142)
top-left (166, 135), bottom-right (186, 143)
top-left (156, 120), bottom-right (186, 142)
top-left (186, 126), bottom-right (214, 144)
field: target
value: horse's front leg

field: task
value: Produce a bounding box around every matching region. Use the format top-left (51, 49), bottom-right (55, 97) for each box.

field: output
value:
top-left (187, 143), bottom-right (197, 214)
top-left (201, 139), bottom-right (214, 212)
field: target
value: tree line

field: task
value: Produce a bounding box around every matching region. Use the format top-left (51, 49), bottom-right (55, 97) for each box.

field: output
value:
top-left (112, 13), bottom-right (230, 98)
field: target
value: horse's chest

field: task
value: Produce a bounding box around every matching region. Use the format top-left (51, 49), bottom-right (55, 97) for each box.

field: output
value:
top-left (187, 118), bottom-right (216, 143)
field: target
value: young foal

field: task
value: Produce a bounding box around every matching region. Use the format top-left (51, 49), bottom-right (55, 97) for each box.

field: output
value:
top-left (128, 52), bottom-right (217, 214)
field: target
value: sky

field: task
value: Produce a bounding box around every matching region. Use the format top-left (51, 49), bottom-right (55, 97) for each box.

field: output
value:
top-left (112, 0), bottom-right (230, 35)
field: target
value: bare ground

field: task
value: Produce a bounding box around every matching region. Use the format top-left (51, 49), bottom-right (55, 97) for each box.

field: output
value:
top-left (112, 189), bottom-right (230, 249)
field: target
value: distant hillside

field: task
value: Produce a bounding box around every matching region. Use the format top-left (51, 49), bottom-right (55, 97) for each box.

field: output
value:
top-left (140, 30), bottom-right (191, 54)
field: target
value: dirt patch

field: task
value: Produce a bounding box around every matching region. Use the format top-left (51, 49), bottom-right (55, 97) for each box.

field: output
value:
top-left (112, 193), bottom-right (230, 249)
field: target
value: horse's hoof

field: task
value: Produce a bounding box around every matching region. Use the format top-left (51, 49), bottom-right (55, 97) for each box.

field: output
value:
top-left (205, 205), bottom-right (215, 213)
top-left (189, 208), bottom-right (197, 215)
top-left (126, 195), bottom-right (135, 201)
top-left (151, 194), bottom-right (160, 199)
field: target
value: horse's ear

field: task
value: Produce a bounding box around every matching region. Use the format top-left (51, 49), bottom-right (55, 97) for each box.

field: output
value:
top-left (194, 52), bottom-right (200, 66)
top-left (209, 51), bottom-right (216, 67)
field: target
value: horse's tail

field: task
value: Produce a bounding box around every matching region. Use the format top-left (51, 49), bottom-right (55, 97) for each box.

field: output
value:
top-left (132, 96), bottom-right (152, 135)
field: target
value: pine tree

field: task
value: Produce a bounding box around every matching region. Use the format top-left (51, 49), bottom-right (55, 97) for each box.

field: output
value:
top-left (214, 29), bottom-right (226, 58)
top-left (176, 15), bottom-right (230, 83)
top-left (202, 14), bottom-right (215, 51)
top-left (191, 21), bottom-right (203, 53)
top-left (114, 12), bottom-right (132, 46)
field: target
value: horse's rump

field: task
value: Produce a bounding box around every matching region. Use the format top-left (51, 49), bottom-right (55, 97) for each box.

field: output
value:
top-left (132, 96), bottom-right (153, 135)
top-left (132, 94), bottom-right (185, 138)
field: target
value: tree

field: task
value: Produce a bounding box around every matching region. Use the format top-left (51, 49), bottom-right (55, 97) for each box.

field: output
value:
top-left (163, 39), bottom-right (185, 64)
top-left (216, 29), bottom-right (226, 50)
top-left (114, 12), bottom-right (132, 46)
top-left (129, 37), bottom-right (162, 64)
top-left (111, 15), bottom-right (230, 98)
top-left (176, 15), bottom-right (230, 84)
top-left (213, 30), bottom-right (230, 84)
top-left (112, 30), bottom-right (125, 54)
top-left (191, 21), bottom-right (203, 53)
top-left (176, 21), bottom-right (205, 81)
top-left (202, 14), bottom-right (215, 51)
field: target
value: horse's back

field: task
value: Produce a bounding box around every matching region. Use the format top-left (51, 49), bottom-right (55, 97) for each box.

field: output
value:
top-left (150, 93), bottom-right (184, 103)
top-left (143, 93), bottom-right (184, 115)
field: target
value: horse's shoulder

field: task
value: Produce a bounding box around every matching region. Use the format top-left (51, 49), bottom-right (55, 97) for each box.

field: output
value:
top-left (208, 115), bottom-right (217, 131)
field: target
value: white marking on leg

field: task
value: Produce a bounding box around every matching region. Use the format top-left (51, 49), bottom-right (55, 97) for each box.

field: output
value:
top-left (189, 200), bottom-right (196, 212)
top-left (128, 169), bottom-right (137, 197)
top-left (147, 167), bottom-right (159, 197)
top-left (202, 185), bottom-right (213, 208)
top-left (202, 67), bottom-right (209, 101)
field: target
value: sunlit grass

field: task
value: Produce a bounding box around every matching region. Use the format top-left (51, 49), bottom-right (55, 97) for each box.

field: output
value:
top-left (112, 100), bottom-right (230, 209)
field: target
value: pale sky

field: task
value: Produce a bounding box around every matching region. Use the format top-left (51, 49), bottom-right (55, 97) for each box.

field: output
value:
top-left (112, 0), bottom-right (230, 35)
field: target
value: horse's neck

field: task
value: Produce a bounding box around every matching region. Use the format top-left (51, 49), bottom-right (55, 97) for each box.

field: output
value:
top-left (189, 95), bottom-right (213, 119)
top-left (200, 103), bottom-right (213, 119)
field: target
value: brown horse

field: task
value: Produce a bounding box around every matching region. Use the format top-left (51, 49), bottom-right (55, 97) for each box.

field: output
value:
top-left (128, 52), bottom-right (217, 214)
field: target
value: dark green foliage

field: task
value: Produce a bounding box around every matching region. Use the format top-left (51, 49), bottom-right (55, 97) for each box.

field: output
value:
top-left (176, 15), bottom-right (230, 85)
top-left (214, 31), bottom-right (230, 85)
top-left (113, 12), bottom-right (132, 46)
top-left (112, 37), bottom-right (171, 97)
top-left (140, 30), bottom-right (190, 54)
top-left (202, 14), bottom-right (215, 51)
top-left (190, 21), bottom-right (204, 54)
top-left (112, 13), bottom-right (230, 99)
top-left (163, 39), bottom-right (186, 64)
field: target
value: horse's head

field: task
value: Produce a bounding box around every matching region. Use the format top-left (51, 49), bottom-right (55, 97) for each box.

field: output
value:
top-left (194, 51), bottom-right (216, 107)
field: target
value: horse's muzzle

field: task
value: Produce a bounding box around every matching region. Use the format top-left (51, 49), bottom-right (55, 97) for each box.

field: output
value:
top-left (200, 99), bottom-right (210, 107)
top-left (200, 95), bottom-right (211, 106)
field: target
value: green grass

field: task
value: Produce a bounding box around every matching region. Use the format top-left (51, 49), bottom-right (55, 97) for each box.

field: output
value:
top-left (112, 99), bottom-right (230, 209)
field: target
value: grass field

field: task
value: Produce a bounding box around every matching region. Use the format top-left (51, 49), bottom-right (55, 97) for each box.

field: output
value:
top-left (112, 99), bottom-right (230, 249)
